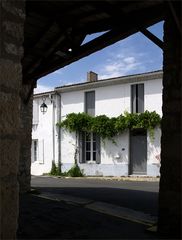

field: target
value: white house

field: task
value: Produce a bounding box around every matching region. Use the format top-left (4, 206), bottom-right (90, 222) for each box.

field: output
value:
top-left (31, 70), bottom-right (162, 177)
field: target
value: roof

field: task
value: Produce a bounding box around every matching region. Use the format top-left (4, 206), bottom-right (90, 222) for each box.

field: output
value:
top-left (34, 70), bottom-right (162, 97)
top-left (23, 1), bottom-right (165, 85)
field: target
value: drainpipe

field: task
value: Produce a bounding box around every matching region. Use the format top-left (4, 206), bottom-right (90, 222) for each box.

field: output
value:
top-left (55, 92), bottom-right (61, 166)
top-left (51, 94), bottom-right (56, 163)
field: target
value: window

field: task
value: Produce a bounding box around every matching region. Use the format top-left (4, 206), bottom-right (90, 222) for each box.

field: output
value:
top-left (85, 91), bottom-right (95, 116)
top-left (31, 140), bottom-right (38, 163)
top-left (131, 84), bottom-right (144, 113)
top-left (85, 132), bottom-right (96, 161)
top-left (80, 91), bottom-right (100, 163)
top-left (79, 132), bottom-right (100, 164)
top-left (33, 100), bottom-right (39, 125)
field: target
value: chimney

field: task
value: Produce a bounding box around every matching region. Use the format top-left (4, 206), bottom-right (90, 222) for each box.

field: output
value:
top-left (87, 71), bottom-right (98, 82)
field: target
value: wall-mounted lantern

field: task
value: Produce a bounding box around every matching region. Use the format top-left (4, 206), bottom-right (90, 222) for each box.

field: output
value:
top-left (40, 96), bottom-right (48, 114)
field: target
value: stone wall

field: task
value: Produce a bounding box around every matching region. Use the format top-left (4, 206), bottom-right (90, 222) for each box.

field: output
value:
top-left (18, 87), bottom-right (33, 193)
top-left (0, 0), bottom-right (25, 238)
top-left (158, 2), bottom-right (181, 238)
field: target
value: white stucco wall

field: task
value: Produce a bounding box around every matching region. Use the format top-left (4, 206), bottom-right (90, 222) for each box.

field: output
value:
top-left (95, 84), bottom-right (130, 116)
top-left (147, 127), bottom-right (161, 176)
top-left (61, 90), bottom-right (84, 118)
top-left (144, 78), bottom-right (162, 116)
top-left (60, 77), bottom-right (162, 176)
top-left (31, 74), bottom-right (163, 176)
top-left (31, 97), bottom-right (55, 175)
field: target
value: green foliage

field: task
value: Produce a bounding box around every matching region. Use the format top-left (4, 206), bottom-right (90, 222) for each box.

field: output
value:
top-left (67, 164), bottom-right (84, 177)
top-left (49, 160), bottom-right (62, 176)
top-left (58, 111), bottom-right (161, 141)
top-left (57, 112), bottom-right (92, 133)
top-left (49, 161), bottom-right (84, 177)
top-left (50, 160), bottom-right (58, 175)
top-left (91, 115), bottom-right (117, 140)
top-left (56, 161), bottom-right (62, 175)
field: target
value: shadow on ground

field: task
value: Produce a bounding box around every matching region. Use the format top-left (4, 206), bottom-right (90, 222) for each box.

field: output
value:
top-left (17, 191), bottom-right (160, 239)
top-left (32, 186), bottom-right (159, 215)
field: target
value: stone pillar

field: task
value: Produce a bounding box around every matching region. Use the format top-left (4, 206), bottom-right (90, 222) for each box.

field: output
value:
top-left (18, 87), bottom-right (33, 193)
top-left (0, 0), bottom-right (25, 238)
top-left (158, 2), bottom-right (181, 238)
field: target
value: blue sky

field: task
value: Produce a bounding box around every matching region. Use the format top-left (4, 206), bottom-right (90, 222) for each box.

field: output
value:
top-left (34, 21), bottom-right (163, 94)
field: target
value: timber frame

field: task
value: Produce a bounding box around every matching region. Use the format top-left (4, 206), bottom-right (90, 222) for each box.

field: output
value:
top-left (23, 1), bottom-right (165, 85)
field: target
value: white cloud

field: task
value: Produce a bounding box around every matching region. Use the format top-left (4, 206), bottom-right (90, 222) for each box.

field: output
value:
top-left (34, 84), bottom-right (54, 94)
top-left (123, 57), bottom-right (135, 64)
top-left (98, 47), bottom-right (147, 79)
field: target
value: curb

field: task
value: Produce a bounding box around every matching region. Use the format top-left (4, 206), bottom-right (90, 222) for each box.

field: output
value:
top-left (36, 175), bottom-right (160, 182)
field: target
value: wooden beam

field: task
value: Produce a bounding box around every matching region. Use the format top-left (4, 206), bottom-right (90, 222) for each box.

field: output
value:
top-left (24, 25), bottom-right (161, 82)
top-left (25, 34), bottom-right (65, 75)
top-left (24, 21), bottom-right (58, 54)
top-left (140, 28), bottom-right (164, 49)
top-left (167, 1), bottom-right (182, 36)
top-left (24, 3), bottom-right (165, 82)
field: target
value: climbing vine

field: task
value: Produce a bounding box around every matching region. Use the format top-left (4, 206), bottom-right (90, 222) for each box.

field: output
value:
top-left (57, 111), bottom-right (161, 141)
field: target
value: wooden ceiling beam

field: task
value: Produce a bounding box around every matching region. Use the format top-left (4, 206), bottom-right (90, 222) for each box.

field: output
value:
top-left (60, 3), bottom-right (165, 36)
top-left (24, 18), bottom-right (164, 82)
top-left (24, 21), bottom-right (58, 54)
top-left (140, 28), bottom-right (164, 49)
top-left (24, 27), bottom-right (133, 82)
top-left (23, 2), bottom-right (165, 82)
top-left (24, 34), bottom-right (66, 75)
top-left (24, 31), bottom-right (86, 76)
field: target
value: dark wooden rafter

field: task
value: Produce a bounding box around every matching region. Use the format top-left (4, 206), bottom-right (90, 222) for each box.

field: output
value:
top-left (24, 28), bottom-right (128, 82)
top-left (23, 1), bottom-right (165, 83)
top-left (140, 28), bottom-right (164, 49)
top-left (24, 4), bottom-right (164, 83)
top-left (24, 30), bottom-right (87, 76)
top-left (25, 34), bottom-right (66, 74)
top-left (27, 1), bottom-right (106, 31)
top-left (24, 21), bottom-right (58, 54)
top-left (167, 0), bottom-right (182, 36)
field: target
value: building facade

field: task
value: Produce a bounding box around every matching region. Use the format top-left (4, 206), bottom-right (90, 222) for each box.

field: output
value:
top-left (31, 70), bottom-right (162, 177)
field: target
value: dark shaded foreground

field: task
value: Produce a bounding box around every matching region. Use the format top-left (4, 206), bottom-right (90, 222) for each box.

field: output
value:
top-left (17, 193), bottom-right (161, 239)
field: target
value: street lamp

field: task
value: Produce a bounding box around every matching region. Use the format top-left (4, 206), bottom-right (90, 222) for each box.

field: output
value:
top-left (40, 96), bottom-right (48, 114)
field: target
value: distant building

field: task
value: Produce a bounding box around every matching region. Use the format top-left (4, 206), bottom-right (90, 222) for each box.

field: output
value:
top-left (31, 70), bottom-right (162, 176)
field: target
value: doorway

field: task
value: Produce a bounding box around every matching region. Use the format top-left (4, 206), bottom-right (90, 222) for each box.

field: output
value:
top-left (129, 129), bottom-right (147, 175)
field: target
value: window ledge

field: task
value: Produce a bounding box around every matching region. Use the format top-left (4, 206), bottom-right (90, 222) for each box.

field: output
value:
top-left (87, 160), bottom-right (96, 164)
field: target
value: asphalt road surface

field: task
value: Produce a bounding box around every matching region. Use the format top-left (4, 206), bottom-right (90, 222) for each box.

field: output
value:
top-left (17, 176), bottom-right (160, 239)
top-left (31, 176), bottom-right (159, 216)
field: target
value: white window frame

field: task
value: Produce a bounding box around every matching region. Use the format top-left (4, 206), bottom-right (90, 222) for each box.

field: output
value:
top-left (84, 132), bottom-right (96, 162)
top-left (31, 139), bottom-right (38, 163)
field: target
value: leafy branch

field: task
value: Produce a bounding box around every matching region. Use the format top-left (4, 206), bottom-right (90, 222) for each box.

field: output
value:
top-left (57, 111), bottom-right (161, 141)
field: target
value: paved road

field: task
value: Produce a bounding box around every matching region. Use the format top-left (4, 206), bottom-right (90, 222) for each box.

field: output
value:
top-left (17, 176), bottom-right (160, 239)
top-left (31, 176), bottom-right (159, 215)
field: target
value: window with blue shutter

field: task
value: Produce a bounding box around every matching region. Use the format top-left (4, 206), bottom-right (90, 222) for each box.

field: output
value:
top-left (85, 91), bottom-right (95, 116)
top-left (131, 84), bottom-right (144, 113)
top-left (79, 132), bottom-right (100, 164)
top-left (79, 91), bottom-right (100, 164)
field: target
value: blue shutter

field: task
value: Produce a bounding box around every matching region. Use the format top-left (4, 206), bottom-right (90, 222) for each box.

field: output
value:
top-left (85, 91), bottom-right (95, 116)
top-left (79, 132), bottom-right (86, 163)
top-left (138, 84), bottom-right (144, 113)
top-left (96, 135), bottom-right (101, 164)
top-left (131, 85), bottom-right (136, 113)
